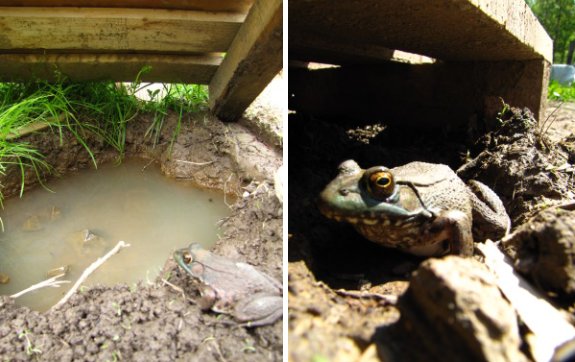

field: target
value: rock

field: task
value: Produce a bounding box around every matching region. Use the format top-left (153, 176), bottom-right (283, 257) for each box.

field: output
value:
top-left (21, 215), bottom-right (42, 231)
top-left (0, 273), bottom-right (10, 284)
top-left (552, 337), bottom-right (575, 362)
top-left (20, 206), bottom-right (62, 231)
top-left (381, 256), bottom-right (527, 362)
top-left (502, 209), bottom-right (575, 301)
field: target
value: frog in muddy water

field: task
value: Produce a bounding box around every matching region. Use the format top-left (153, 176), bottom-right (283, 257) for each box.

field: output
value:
top-left (173, 243), bottom-right (282, 327)
top-left (318, 160), bottom-right (511, 257)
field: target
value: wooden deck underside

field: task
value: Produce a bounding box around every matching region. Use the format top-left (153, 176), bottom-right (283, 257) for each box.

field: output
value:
top-left (0, 0), bottom-right (282, 120)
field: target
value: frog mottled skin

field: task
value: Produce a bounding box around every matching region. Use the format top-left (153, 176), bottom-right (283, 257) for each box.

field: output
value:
top-left (174, 243), bottom-right (282, 327)
top-left (318, 160), bottom-right (510, 256)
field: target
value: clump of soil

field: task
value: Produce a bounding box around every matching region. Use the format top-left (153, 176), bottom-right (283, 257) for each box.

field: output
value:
top-left (502, 208), bottom-right (575, 304)
top-left (458, 107), bottom-right (574, 225)
top-left (379, 256), bottom-right (526, 362)
top-left (288, 105), bottom-right (575, 361)
top-left (0, 111), bottom-right (283, 361)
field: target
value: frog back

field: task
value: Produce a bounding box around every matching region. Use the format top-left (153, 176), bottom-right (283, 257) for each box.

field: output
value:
top-left (392, 162), bottom-right (456, 186)
top-left (393, 162), bottom-right (472, 214)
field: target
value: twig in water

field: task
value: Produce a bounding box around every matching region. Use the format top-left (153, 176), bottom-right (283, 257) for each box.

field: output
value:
top-left (10, 273), bottom-right (70, 299)
top-left (52, 240), bottom-right (130, 310)
top-left (141, 159), bottom-right (155, 172)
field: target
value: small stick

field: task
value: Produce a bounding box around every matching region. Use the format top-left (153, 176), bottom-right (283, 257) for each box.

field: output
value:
top-left (554, 200), bottom-right (575, 211)
top-left (175, 159), bottom-right (214, 166)
top-left (52, 240), bottom-right (130, 310)
top-left (10, 273), bottom-right (70, 299)
top-left (141, 159), bottom-right (155, 171)
top-left (161, 278), bottom-right (187, 300)
top-left (335, 289), bottom-right (398, 305)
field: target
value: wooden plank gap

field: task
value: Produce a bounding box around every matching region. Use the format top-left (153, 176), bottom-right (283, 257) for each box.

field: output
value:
top-left (0, 53), bottom-right (223, 83)
top-left (208, 0), bottom-right (282, 121)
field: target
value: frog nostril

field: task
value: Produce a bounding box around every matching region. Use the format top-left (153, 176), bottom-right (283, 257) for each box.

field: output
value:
top-left (339, 188), bottom-right (350, 196)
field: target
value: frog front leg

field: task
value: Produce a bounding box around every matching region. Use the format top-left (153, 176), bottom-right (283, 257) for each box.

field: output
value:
top-left (233, 293), bottom-right (283, 327)
top-left (197, 285), bottom-right (218, 311)
top-left (424, 209), bottom-right (474, 256)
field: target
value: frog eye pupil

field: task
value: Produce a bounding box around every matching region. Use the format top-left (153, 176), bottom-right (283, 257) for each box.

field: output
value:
top-left (364, 168), bottom-right (395, 200)
top-left (183, 253), bottom-right (192, 264)
top-left (376, 177), bottom-right (390, 187)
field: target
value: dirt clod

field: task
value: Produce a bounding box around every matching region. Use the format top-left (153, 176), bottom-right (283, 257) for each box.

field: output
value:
top-left (503, 209), bottom-right (575, 303)
top-left (458, 107), bottom-right (574, 225)
top-left (380, 256), bottom-right (527, 362)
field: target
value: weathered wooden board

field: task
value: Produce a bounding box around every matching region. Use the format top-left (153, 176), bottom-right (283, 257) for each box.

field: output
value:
top-left (0, 0), bottom-right (254, 12)
top-left (0, 7), bottom-right (245, 53)
top-left (0, 53), bottom-right (221, 83)
top-left (0, 0), bottom-right (254, 13)
top-left (290, 0), bottom-right (552, 62)
top-left (289, 0), bottom-right (551, 124)
top-left (209, 0), bottom-right (282, 121)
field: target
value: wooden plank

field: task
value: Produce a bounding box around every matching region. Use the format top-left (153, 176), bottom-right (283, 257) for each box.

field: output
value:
top-left (0, 53), bottom-right (222, 83)
top-left (290, 35), bottom-right (395, 65)
top-left (0, 0), bottom-right (254, 13)
top-left (0, 7), bottom-right (245, 53)
top-left (289, 0), bottom-right (552, 62)
top-left (209, 0), bottom-right (282, 121)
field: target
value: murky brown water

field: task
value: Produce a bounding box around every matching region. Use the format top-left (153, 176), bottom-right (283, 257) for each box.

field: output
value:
top-left (0, 158), bottom-right (230, 311)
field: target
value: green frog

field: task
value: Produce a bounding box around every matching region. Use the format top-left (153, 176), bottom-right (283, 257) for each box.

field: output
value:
top-left (318, 160), bottom-right (510, 256)
top-left (174, 243), bottom-right (282, 327)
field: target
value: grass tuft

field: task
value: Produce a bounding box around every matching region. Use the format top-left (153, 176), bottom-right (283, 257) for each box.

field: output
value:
top-left (549, 80), bottom-right (575, 102)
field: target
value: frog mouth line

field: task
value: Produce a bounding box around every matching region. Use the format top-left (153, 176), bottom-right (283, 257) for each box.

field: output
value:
top-left (320, 209), bottom-right (382, 226)
top-left (319, 208), bottom-right (422, 229)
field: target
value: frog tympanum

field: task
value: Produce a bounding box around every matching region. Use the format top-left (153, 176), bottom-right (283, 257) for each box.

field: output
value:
top-left (318, 160), bottom-right (510, 257)
top-left (174, 243), bottom-right (282, 327)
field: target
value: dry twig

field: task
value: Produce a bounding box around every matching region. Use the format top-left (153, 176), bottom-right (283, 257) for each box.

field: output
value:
top-left (10, 273), bottom-right (70, 299)
top-left (161, 278), bottom-right (187, 300)
top-left (175, 159), bottom-right (214, 166)
top-left (52, 240), bottom-right (130, 310)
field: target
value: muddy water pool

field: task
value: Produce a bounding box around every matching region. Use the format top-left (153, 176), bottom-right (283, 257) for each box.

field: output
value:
top-left (0, 158), bottom-right (230, 311)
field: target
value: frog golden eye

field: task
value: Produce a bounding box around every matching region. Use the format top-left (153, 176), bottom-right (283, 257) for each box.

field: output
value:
top-left (372, 173), bottom-right (392, 187)
top-left (183, 252), bottom-right (193, 264)
top-left (365, 170), bottom-right (395, 199)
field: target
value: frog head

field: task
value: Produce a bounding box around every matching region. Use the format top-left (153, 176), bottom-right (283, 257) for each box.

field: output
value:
top-left (318, 160), bottom-right (429, 225)
top-left (173, 243), bottom-right (210, 281)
